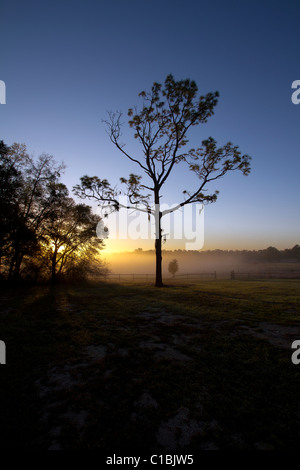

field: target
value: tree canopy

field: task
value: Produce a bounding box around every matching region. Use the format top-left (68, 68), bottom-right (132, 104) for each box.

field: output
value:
top-left (74, 74), bottom-right (251, 286)
top-left (74, 74), bottom-right (250, 287)
top-left (168, 259), bottom-right (179, 278)
top-left (0, 141), bottom-right (106, 282)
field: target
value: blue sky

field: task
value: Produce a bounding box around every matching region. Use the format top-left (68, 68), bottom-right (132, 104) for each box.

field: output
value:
top-left (1, 0), bottom-right (300, 251)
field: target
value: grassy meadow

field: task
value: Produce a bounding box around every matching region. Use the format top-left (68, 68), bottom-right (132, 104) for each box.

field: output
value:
top-left (1, 278), bottom-right (300, 450)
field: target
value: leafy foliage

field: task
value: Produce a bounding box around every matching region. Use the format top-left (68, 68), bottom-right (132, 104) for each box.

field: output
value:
top-left (0, 141), bottom-right (105, 282)
top-left (168, 258), bottom-right (179, 277)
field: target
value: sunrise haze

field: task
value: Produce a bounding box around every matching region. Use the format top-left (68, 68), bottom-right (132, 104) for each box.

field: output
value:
top-left (1, 0), bottom-right (299, 254)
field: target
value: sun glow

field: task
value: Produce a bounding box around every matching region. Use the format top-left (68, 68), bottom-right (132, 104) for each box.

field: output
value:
top-left (102, 237), bottom-right (154, 255)
top-left (48, 242), bottom-right (66, 254)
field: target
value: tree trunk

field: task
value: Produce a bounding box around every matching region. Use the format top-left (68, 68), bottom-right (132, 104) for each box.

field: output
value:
top-left (51, 250), bottom-right (57, 284)
top-left (155, 236), bottom-right (163, 287)
top-left (9, 248), bottom-right (23, 280)
top-left (13, 257), bottom-right (22, 280)
top-left (154, 194), bottom-right (164, 287)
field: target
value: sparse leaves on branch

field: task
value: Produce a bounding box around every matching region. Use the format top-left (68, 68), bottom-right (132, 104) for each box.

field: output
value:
top-left (74, 74), bottom-right (252, 286)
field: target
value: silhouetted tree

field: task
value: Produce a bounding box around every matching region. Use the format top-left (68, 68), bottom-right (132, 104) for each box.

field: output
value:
top-left (74, 74), bottom-right (251, 287)
top-left (290, 245), bottom-right (300, 261)
top-left (0, 142), bottom-right (33, 277)
top-left (5, 145), bottom-right (65, 279)
top-left (0, 141), bottom-right (19, 274)
top-left (0, 143), bottom-right (106, 282)
top-left (261, 246), bottom-right (281, 262)
top-left (40, 183), bottom-right (103, 283)
top-left (168, 259), bottom-right (179, 278)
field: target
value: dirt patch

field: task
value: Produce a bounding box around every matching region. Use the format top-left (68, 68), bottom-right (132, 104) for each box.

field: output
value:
top-left (237, 322), bottom-right (300, 349)
top-left (33, 302), bottom-right (300, 450)
top-left (85, 345), bottom-right (107, 361)
top-left (139, 339), bottom-right (192, 362)
top-left (155, 346), bottom-right (192, 362)
top-left (138, 310), bottom-right (186, 324)
top-left (36, 364), bottom-right (83, 398)
top-left (134, 392), bottom-right (159, 410)
top-left (156, 407), bottom-right (206, 450)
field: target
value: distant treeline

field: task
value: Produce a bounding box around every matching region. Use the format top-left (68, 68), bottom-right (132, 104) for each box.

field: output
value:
top-left (133, 246), bottom-right (300, 263)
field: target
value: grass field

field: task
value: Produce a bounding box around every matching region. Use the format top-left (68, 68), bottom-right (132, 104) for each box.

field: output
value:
top-left (1, 278), bottom-right (300, 450)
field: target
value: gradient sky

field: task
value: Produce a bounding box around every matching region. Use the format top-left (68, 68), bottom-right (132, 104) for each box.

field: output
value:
top-left (1, 0), bottom-right (300, 252)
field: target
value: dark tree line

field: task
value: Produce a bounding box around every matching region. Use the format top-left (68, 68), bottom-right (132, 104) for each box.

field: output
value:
top-left (133, 246), bottom-right (300, 263)
top-left (192, 246), bottom-right (300, 262)
top-left (0, 141), bottom-right (105, 283)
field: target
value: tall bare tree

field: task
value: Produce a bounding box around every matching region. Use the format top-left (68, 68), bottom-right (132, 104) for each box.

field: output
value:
top-left (74, 74), bottom-right (251, 287)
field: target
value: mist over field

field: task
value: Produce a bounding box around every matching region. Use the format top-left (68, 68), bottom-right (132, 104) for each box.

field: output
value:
top-left (103, 246), bottom-right (300, 277)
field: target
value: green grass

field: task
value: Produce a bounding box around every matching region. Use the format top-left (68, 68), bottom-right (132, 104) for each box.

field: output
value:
top-left (0, 279), bottom-right (300, 450)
